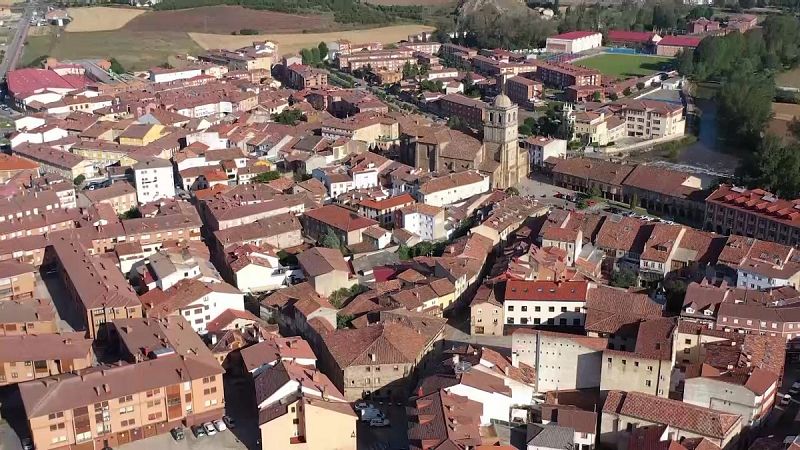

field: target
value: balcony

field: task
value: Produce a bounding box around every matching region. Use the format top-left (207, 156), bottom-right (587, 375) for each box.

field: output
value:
top-left (289, 436), bottom-right (306, 444)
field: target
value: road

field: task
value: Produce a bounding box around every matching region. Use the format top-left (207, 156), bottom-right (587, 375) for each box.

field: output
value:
top-left (0, 1), bottom-right (35, 79)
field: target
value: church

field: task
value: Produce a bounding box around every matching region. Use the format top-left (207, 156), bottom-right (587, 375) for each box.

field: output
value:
top-left (405, 93), bottom-right (529, 190)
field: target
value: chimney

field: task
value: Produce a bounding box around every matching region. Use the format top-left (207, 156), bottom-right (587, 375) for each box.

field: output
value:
top-left (102, 383), bottom-right (110, 393)
top-left (369, 353), bottom-right (376, 362)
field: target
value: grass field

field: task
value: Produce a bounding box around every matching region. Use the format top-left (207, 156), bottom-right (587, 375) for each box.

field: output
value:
top-left (23, 31), bottom-right (203, 71)
top-left (576, 53), bottom-right (674, 79)
top-left (776, 67), bottom-right (800, 89)
top-left (189, 24), bottom-right (435, 55)
top-left (66, 7), bottom-right (146, 32)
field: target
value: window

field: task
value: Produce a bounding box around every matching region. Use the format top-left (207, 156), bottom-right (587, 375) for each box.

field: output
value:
top-left (561, 307), bottom-right (567, 312)
top-left (548, 306), bottom-right (555, 312)
top-left (684, 339), bottom-right (691, 345)
top-left (535, 306), bottom-right (541, 312)
top-left (119, 395), bottom-right (133, 403)
top-left (521, 306), bottom-right (527, 312)
top-left (48, 412), bottom-right (64, 420)
top-left (507, 305), bottom-right (514, 312)
top-left (645, 380), bottom-right (652, 387)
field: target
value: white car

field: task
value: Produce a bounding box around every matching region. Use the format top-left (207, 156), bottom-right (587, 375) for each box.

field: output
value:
top-left (213, 419), bottom-right (226, 432)
top-left (780, 394), bottom-right (792, 406)
top-left (203, 422), bottom-right (217, 436)
top-left (790, 382), bottom-right (800, 395)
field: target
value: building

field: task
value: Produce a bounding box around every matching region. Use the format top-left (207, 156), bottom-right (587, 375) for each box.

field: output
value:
top-left (504, 280), bottom-right (589, 328)
top-left (258, 393), bottom-right (356, 450)
top-left (79, 181), bottom-right (137, 215)
top-left (213, 214), bottom-right (303, 252)
top-left (601, 390), bottom-right (743, 450)
top-left (0, 332), bottom-right (93, 386)
top-left (301, 204), bottom-right (379, 246)
top-left (656, 35), bottom-right (703, 57)
top-left (222, 244), bottom-right (287, 293)
top-left (437, 94), bottom-right (487, 129)
top-left (407, 390), bottom-right (482, 450)
top-left (140, 278), bottom-right (245, 334)
top-left (704, 185), bottom-right (800, 247)
top-left (317, 315), bottom-right (445, 401)
top-left (621, 100), bottom-right (686, 139)
top-left (572, 111), bottom-right (626, 146)
top-left (545, 31), bottom-right (603, 54)
top-left (717, 235), bottom-right (800, 290)
top-left (521, 136), bottom-right (567, 170)
top-left (0, 153), bottom-right (39, 182)
top-left (49, 234), bottom-right (143, 338)
top-left (512, 329), bottom-right (606, 392)
top-left (540, 404), bottom-right (597, 450)
top-left (689, 18), bottom-right (720, 34)
top-left (287, 64), bottom-right (329, 89)
top-left (607, 30), bottom-right (662, 49)
top-left (506, 76), bottom-right (542, 107)
top-left (550, 158), bottom-right (634, 202)
top-left (297, 247), bottom-right (354, 297)
top-left (0, 260), bottom-right (36, 301)
top-left (535, 62), bottom-right (602, 89)
top-left (19, 316), bottom-right (224, 450)
top-left (0, 298), bottom-right (58, 336)
top-left (12, 144), bottom-right (94, 181)
top-left (470, 285), bottom-right (504, 336)
top-left (416, 171), bottom-right (491, 207)
top-left (398, 203), bottom-right (447, 241)
top-left (133, 158), bottom-right (176, 205)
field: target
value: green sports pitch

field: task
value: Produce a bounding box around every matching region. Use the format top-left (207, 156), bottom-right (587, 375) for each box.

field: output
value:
top-left (575, 53), bottom-right (675, 79)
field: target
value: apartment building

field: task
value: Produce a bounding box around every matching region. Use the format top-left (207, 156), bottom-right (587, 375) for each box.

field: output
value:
top-left (132, 158), bottom-right (175, 205)
top-left (120, 212), bottom-right (203, 254)
top-left (504, 280), bottom-right (589, 328)
top-left (356, 193), bottom-right (414, 226)
top-left (0, 260), bottom-right (36, 301)
top-left (550, 158), bottom-right (634, 203)
top-left (337, 48), bottom-right (416, 71)
top-left (621, 100), bottom-right (685, 139)
top-left (19, 316), bottom-right (224, 450)
top-left (0, 298), bottom-right (58, 336)
top-left (521, 136), bottom-right (567, 170)
top-left (0, 332), bottom-right (93, 386)
top-left (572, 111), bottom-right (626, 146)
top-left (534, 62), bottom-right (601, 89)
top-left (436, 94), bottom-right (487, 129)
top-left (716, 235), bottom-right (800, 290)
top-left (505, 75), bottom-right (542, 106)
top-left (398, 203), bottom-right (447, 241)
top-left (49, 234), bottom-right (143, 338)
top-left (416, 171), bottom-right (490, 207)
top-left (12, 144), bottom-right (94, 181)
top-left (79, 182), bottom-right (137, 215)
top-left (140, 278), bottom-right (245, 334)
top-left (704, 185), bottom-right (800, 247)
top-left (301, 204), bottom-right (379, 246)
top-left (212, 214), bottom-right (303, 252)
top-left (287, 64), bottom-right (328, 89)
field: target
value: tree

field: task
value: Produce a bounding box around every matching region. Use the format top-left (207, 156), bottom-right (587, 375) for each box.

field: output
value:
top-left (402, 61), bottom-right (414, 79)
top-left (300, 48), bottom-right (313, 65)
top-left (336, 314), bottom-right (354, 329)
top-left (591, 91), bottom-right (602, 102)
top-left (717, 72), bottom-right (774, 149)
top-left (73, 174), bottom-right (85, 186)
top-left (318, 41), bottom-right (328, 61)
top-left (119, 207), bottom-right (142, 220)
top-left (663, 278), bottom-right (688, 313)
top-left (623, 87), bottom-right (632, 96)
top-left (590, 185), bottom-right (602, 198)
top-left (310, 47), bottom-right (321, 64)
top-left (608, 92), bottom-right (619, 101)
top-left (253, 171), bottom-right (281, 183)
top-left (629, 192), bottom-right (639, 209)
top-left (272, 109), bottom-right (304, 125)
top-left (636, 81), bottom-right (646, 90)
top-left (738, 134), bottom-right (800, 198)
top-left (505, 186), bottom-right (520, 196)
top-left (676, 50), bottom-right (693, 76)
top-left (109, 58), bottom-right (125, 74)
top-left (321, 230), bottom-right (342, 250)
top-left (610, 269), bottom-right (637, 288)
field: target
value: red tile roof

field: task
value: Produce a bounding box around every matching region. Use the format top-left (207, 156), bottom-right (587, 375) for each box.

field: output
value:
top-left (608, 30), bottom-right (658, 44)
top-left (658, 35), bottom-right (703, 48)
top-left (304, 204), bottom-right (378, 231)
top-left (505, 280), bottom-right (588, 302)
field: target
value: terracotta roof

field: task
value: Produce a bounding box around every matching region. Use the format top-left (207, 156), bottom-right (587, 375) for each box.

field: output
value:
top-left (603, 390), bottom-right (741, 439)
top-left (658, 35), bottom-right (703, 48)
top-left (303, 204), bottom-right (378, 232)
top-left (505, 280), bottom-right (588, 302)
top-left (551, 158), bottom-right (634, 187)
top-left (297, 247), bottom-right (350, 277)
top-left (584, 285), bottom-right (663, 334)
top-left (407, 389), bottom-right (483, 450)
top-left (241, 335), bottom-right (316, 372)
top-left (205, 308), bottom-right (260, 333)
top-left (0, 332), bottom-right (92, 363)
top-left (323, 320), bottom-right (443, 368)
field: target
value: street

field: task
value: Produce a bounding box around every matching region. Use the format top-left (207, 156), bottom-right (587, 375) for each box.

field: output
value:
top-left (0, 0), bottom-right (34, 79)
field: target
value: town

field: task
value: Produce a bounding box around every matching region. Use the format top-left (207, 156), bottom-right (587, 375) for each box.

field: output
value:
top-left (0, 1), bottom-right (798, 450)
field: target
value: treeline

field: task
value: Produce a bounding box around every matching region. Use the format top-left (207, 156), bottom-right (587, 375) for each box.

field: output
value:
top-left (452, 6), bottom-right (557, 50)
top-left (153, 0), bottom-right (427, 24)
top-left (558, 0), bottom-right (700, 34)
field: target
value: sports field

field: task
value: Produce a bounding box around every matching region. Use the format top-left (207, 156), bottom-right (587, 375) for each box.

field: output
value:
top-left (576, 53), bottom-right (674, 79)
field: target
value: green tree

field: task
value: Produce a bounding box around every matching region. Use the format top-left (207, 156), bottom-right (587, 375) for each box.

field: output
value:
top-left (738, 134), bottom-right (800, 198)
top-left (321, 230), bottom-right (342, 250)
top-left (272, 109), bottom-right (304, 125)
top-left (608, 92), bottom-right (619, 101)
top-left (505, 186), bottom-right (520, 196)
top-left (629, 192), bottom-right (639, 209)
top-left (676, 50), bottom-right (694, 76)
top-left (590, 185), bottom-right (602, 198)
top-left (623, 87), bottom-right (632, 96)
top-left (253, 171), bottom-right (281, 183)
top-left (310, 47), bottom-right (321, 64)
top-left (591, 91), bottom-right (602, 102)
top-left (717, 72), bottom-right (774, 149)
top-left (636, 81), bottom-right (646, 90)
top-left (336, 313), bottom-right (354, 329)
top-left (300, 48), bottom-right (313, 65)
top-left (73, 174), bottom-right (85, 186)
top-left (109, 58), bottom-right (125, 74)
top-left (610, 269), bottom-right (637, 288)
top-left (119, 207), bottom-right (142, 220)
top-left (318, 41), bottom-right (328, 60)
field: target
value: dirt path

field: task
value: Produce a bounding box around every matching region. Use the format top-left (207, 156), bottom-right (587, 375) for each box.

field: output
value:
top-left (189, 24), bottom-right (434, 56)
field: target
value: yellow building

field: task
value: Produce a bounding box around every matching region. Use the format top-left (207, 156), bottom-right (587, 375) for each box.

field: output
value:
top-left (573, 111), bottom-right (626, 146)
top-left (258, 394), bottom-right (356, 450)
top-left (119, 124), bottom-right (168, 147)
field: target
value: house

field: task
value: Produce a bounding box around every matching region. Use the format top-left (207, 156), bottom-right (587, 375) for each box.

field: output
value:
top-left (416, 171), bottom-right (490, 207)
top-left (600, 390), bottom-right (743, 450)
top-left (504, 280), bottom-right (589, 328)
top-left (140, 278), bottom-right (245, 334)
top-left (0, 298), bottom-right (57, 336)
top-left (78, 181), bottom-right (137, 215)
top-left (407, 390), bottom-right (483, 450)
top-left (221, 243), bottom-right (288, 292)
top-left (607, 30), bottom-right (662, 49)
top-left (240, 335), bottom-right (317, 376)
top-left (0, 153), bottom-right (39, 183)
top-left (0, 261), bottom-right (36, 301)
top-left (302, 204), bottom-right (379, 246)
top-left (717, 235), bottom-right (800, 290)
top-left (297, 247), bottom-right (354, 297)
top-left (540, 404), bottom-right (598, 450)
top-left (527, 423), bottom-right (575, 450)
top-left (258, 391), bottom-right (356, 450)
top-left (546, 31), bottom-right (603, 53)
top-left (20, 316), bottom-right (224, 450)
top-left (689, 18), bottom-right (720, 34)
top-left (521, 136), bottom-right (567, 171)
top-left (398, 203), bottom-right (447, 241)
top-left (132, 158), bottom-right (175, 205)
top-left (0, 332), bottom-right (93, 386)
top-left (213, 214), bottom-right (303, 252)
top-left (470, 285), bottom-right (504, 336)
top-left (356, 193), bottom-right (415, 226)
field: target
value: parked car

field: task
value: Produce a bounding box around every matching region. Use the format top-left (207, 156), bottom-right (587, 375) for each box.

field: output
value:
top-left (191, 425), bottom-right (206, 438)
top-left (790, 381), bottom-right (800, 395)
top-left (780, 394), bottom-right (792, 406)
top-left (203, 422), bottom-right (217, 436)
top-left (359, 408), bottom-right (385, 422)
top-left (354, 401), bottom-right (372, 411)
top-left (213, 419), bottom-right (226, 432)
top-left (21, 437), bottom-right (34, 450)
top-left (222, 415), bottom-right (236, 429)
top-left (369, 417), bottom-right (391, 427)
top-left (170, 427), bottom-right (185, 441)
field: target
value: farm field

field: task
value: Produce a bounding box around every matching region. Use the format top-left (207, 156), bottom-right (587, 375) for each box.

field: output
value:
top-left (66, 7), bottom-right (146, 32)
top-left (189, 24), bottom-right (435, 55)
top-left (576, 53), bottom-right (674, 79)
top-left (23, 31), bottom-right (202, 71)
top-left (776, 67), bottom-right (800, 89)
top-left (122, 5), bottom-right (337, 34)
